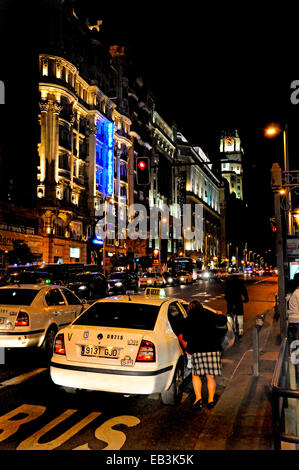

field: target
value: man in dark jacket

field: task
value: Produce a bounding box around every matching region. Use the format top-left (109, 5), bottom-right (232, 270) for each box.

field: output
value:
top-left (225, 274), bottom-right (249, 336)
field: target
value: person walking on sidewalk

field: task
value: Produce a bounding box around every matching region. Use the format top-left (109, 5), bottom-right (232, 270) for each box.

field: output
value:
top-left (182, 300), bottom-right (227, 410)
top-left (225, 274), bottom-right (249, 337)
top-left (288, 273), bottom-right (299, 340)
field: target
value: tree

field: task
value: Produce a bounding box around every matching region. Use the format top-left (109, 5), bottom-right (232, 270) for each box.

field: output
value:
top-left (8, 240), bottom-right (38, 265)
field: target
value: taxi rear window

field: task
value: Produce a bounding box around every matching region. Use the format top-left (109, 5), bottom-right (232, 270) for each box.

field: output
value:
top-left (0, 289), bottom-right (40, 305)
top-left (73, 302), bottom-right (160, 330)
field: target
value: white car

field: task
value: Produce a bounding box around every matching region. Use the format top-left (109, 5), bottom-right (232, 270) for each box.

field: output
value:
top-left (50, 288), bottom-right (190, 404)
top-left (139, 273), bottom-right (164, 288)
top-left (179, 271), bottom-right (193, 285)
top-left (0, 284), bottom-right (85, 357)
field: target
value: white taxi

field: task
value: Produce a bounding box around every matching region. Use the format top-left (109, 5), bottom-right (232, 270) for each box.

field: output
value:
top-left (0, 284), bottom-right (85, 357)
top-left (50, 288), bottom-right (189, 405)
top-left (138, 273), bottom-right (164, 288)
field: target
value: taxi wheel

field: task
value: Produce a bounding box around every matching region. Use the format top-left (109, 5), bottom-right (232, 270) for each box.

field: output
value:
top-left (41, 327), bottom-right (57, 360)
top-left (161, 360), bottom-right (184, 405)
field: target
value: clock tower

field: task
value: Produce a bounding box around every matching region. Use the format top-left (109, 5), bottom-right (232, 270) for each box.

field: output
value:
top-left (220, 129), bottom-right (244, 200)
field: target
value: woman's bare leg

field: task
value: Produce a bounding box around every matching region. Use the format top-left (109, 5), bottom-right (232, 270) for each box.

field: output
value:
top-left (206, 374), bottom-right (216, 403)
top-left (192, 374), bottom-right (202, 404)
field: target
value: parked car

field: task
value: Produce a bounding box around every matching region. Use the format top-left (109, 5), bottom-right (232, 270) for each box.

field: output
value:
top-left (0, 284), bottom-right (85, 358)
top-left (67, 272), bottom-right (107, 299)
top-left (139, 272), bottom-right (164, 288)
top-left (107, 272), bottom-right (139, 294)
top-left (50, 291), bottom-right (190, 404)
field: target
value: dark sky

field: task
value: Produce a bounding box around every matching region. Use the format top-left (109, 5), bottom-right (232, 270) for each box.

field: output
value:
top-left (1, 1), bottom-right (298, 253)
top-left (75, 1), bottom-right (299, 252)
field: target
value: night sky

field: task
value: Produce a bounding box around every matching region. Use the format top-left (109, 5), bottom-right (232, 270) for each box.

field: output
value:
top-left (1, 1), bottom-right (298, 255)
top-left (75, 1), bottom-right (299, 253)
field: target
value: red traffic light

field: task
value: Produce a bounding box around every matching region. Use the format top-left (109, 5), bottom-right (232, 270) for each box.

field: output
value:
top-left (272, 226), bottom-right (277, 232)
top-left (136, 157), bottom-right (150, 185)
top-left (138, 160), bottom-right (147, 170)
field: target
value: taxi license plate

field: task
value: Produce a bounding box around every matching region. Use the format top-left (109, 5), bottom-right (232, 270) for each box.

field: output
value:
top-left (81, 345), bottom-right (119, 359)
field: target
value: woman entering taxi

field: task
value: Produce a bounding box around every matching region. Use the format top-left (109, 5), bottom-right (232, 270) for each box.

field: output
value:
top-left (182, 300), bottom-right (227, 409)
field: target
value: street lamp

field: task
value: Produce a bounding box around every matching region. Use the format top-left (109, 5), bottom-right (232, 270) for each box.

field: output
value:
top-left (264, 123), bottom-right (293, 234)
top-left (158, 217), bottom-right (168, 269)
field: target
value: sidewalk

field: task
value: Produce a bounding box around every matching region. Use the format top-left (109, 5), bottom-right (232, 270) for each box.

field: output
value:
top-left (194, 309), bottom-right (281, 450)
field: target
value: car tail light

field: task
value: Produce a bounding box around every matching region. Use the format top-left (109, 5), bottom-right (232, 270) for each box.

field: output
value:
top-left (54, 333), bottom-right (66, 355)
top-left (136, 340), bottom-right (155, 362)
top-left (15, 311), bottom-right (29, 327)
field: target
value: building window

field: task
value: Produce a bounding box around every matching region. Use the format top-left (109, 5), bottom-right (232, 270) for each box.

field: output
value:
top-left (120, 186), bottom-right (127, 198)
top-left (59, 153), bottom-right (70, 171)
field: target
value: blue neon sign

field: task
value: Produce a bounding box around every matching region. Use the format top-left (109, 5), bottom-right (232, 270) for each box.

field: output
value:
top-left (96, 120), bottom-right (114, 197)
top-left (106, 122), bottom-right (114, 196)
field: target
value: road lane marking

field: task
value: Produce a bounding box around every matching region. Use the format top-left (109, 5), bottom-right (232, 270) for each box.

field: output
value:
top-left (0, 368), bottom-right (47, 390)
top-left (17, 409), bottom-right (101, 450)
top-left (74, 415), bottom-right (141, 451)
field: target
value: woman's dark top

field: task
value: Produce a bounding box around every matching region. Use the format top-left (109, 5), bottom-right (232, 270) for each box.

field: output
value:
top-left (182, 305), bottom-right (227, 353)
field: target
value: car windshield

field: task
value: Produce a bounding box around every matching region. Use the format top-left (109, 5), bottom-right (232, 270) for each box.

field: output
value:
top-left (142, 273), bottom-right (155, 278)
top-left (73, 302), bottom-right (160, 330)
top-left (0, 288), bottom-right (40, 305)
top-left (108, 273), bottom-right (124, 280)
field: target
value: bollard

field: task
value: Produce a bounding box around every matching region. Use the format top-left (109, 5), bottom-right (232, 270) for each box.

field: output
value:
top-left (253, 314), bottom-right (265, 376)
top-left (0, 347), bottom-right (5, 365)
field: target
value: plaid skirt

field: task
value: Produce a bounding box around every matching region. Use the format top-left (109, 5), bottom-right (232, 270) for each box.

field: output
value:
top-left (192, 351), bottom-right (222, 376)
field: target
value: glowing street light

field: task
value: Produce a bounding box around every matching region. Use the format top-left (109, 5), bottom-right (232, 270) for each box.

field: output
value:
top-left (264, 123), bottom-right (281, 138)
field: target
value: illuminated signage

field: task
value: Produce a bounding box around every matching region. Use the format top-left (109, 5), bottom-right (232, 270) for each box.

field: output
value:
top-left (92, 236), bottom-right (104, 245)
top-left (70, 247), bottom-right (80, 258)
top-left (96, 121), bottom-right (114, 197)
top-left (106, 122), bottom-right (114, 196)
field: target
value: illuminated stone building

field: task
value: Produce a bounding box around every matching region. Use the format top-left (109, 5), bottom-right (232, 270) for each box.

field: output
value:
top-left (176, 133), bottom-right (224, 267)
top-left (149, 109), bottom-right (178, 263)
top-left (220, 129), bottom-right (244, 200)
top-left (219, 129), bottom-right (248, 265)
top-left (37, 53), bottom-right (132, 265)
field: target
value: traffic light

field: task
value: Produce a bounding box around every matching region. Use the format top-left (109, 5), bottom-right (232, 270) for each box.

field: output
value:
top-left (270, 217), bottom-right (277, 233)
top-left (136, 157), bottom-right (150, 185)
top-left (153, 249), bottom-right (159, 258)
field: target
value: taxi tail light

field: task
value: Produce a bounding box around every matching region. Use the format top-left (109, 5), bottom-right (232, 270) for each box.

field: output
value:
top-left (15, 311), bottom-right (29, 327)
top-left (136, 340), bottom-right (156, 362)
top-left (54, 333), bottom-right (66, 355)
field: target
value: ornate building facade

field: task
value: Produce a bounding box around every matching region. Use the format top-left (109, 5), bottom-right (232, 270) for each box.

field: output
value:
top-left (37, 53), bottom-right (131, 265)
top-left (176, 133), bottom-right (224, 266)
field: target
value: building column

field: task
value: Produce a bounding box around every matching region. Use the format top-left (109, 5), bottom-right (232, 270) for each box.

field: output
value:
top-left (87, 118), bottom-right (97, 215)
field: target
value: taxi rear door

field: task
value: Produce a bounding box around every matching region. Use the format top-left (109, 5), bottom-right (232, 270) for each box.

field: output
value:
top-left (44, 288), bottom-right (70, 328)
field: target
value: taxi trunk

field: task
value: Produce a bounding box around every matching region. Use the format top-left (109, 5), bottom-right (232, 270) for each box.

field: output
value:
top-left (64, 325), bottom-right (148, 368)
top-left (0, 306), bottom-right (22, 331)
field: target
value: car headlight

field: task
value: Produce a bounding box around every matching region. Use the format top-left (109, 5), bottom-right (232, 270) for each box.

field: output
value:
top-left (115, 282), bottom-right (123, 287)
top-left (79, 285), bottom-right (87, 290)
top-left (148, 280), bottom-right (152, 284)
top-left (168, 277), bottom-right (173, 282)
top-left (203, 272), bottom-right (210, 278)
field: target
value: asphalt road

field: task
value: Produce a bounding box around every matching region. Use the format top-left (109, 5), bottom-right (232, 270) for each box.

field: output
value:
top-left (0, 276), bottom-right (277, 451)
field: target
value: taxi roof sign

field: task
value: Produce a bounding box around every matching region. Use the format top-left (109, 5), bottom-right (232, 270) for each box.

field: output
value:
top-left (144, 287), bottom-right (167, 298)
